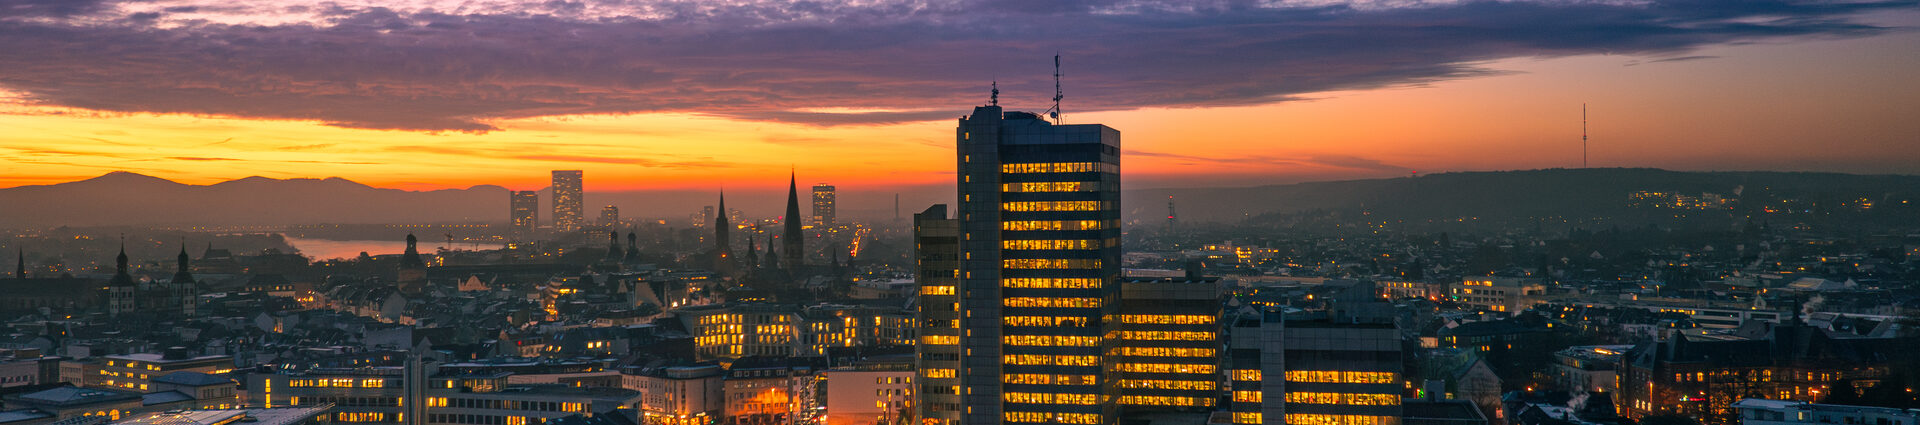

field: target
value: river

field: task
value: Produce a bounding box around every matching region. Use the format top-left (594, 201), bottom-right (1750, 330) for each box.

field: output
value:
top-left (283, 236), bottom-right (504, 261)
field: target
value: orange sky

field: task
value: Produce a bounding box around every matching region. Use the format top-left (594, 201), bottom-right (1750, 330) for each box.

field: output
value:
top-left (3, 15), bottom-right (1917, 192)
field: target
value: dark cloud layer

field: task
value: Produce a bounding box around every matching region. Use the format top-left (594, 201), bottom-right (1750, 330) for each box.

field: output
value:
top-left (0, 0), bottom-right (1907, 131)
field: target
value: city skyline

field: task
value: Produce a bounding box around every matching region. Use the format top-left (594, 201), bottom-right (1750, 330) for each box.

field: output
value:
top-left (2, 2), bottom-right (1918, 191)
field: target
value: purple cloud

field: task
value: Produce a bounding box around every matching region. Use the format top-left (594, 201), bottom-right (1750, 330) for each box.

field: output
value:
top-left (0, 0), bottom-right (1908, 131)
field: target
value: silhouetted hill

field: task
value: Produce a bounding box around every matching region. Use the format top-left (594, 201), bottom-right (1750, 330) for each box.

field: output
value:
top-left (0, 173), bottom-right (508, 227)
top-left (3, 169), bottom-right (1915, 229)
top-left (1124, 168), bottom-right (1920, 225)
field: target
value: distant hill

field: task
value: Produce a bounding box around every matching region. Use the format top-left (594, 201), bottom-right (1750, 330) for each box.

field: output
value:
top-left (1123, 168), bottom-right (1920, 225)
top-left (0, 172), bottom-right (509, 227)
top-left (3, 169), bottom-right (1915, 228)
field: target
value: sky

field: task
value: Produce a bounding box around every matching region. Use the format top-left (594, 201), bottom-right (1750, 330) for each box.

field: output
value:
top-left (1, 0), bottom-right (1917, 193)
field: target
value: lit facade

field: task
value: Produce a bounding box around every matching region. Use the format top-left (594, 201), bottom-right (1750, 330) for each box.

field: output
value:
top-left (510, 191), bottom-right (538, 232)
top-left (1114, 277), bottom-right (1221, 412)
top-left (552, 170), bottom-right (584, 232)
top-left (954, 104), bottom-right (1121, 425)
top-left (91, 352), bottom-right (232, 392)
top-left (913, 205), bottom-right (961, 425)
top-left (599, 205), bottom-right (620, 228)
top-left (1449, 277), bottom-right (1544, 314)
top-left (812, 184), bottom-right (837, 228)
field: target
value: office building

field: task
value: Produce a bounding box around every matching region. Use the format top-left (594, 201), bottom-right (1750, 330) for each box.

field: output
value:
top-left (1229, 290), bottom-right (1405, 425)
top-left (820, 359), bottom-right (914, 425)
top-left (912, 205), bottom-right (960, 425)
top-left (952, 102), bottom-right (1121, 425)
top-left (1113, 276), bottom-right (1221, 412)
top-left (1450, 277), bottom-right (1545, 314)
top-left (510, 191), bottom-right (539, 232)
top-left (89, 350), bottom-right (232, 392)
top-left (599, 205), bottom-right (620, 228)
top-left (552, 170), bottom-right (584, 232)
top-left (1731, 399), bottom-right (1920, 425)
top-left (1619, 320), bottom-right (1898, 425)
top-left (620, 364), bottom-right (723, 425)
top-left (811, 185), bottom-right (836, 228)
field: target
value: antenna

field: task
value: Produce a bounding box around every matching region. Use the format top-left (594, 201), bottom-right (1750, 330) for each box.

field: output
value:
top-left (1166, 195), bottom-right (1177, 234)
top-left (990, 80), bottom-right (999, 106)
top-left (1582, 103), bottom-right (1588, 168)
top-left (1045, 54), bottom-right (1063, 123)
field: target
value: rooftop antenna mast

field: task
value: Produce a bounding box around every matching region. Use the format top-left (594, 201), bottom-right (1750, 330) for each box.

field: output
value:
top-left (1166, 195), bottom-right (1177, 234)
top-left (990, 80), bottom-right (999, 106)
top-left (1046, 54), bottom-right (1063, 124)
top-left (1582, 103), bottom-right (1588, 168)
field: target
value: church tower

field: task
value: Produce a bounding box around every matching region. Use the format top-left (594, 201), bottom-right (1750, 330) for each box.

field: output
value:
top-left (782, 172), bottom-right (804, 272)
top-left (714, 191), bottom-right (734, 276)
top-left (604, 231), bottom-right (623, 263)
top-left (108, 243), bottom-right (136, 317)
top-left (398, 234), bottom-right (427, 293)
top-left (171, 244), bottom-right (197, 317)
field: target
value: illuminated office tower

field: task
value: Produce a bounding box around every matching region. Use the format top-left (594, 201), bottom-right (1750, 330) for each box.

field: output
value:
top-left (954, 103), bottom-right (1121, 425)
top-left (551, 170), bottom-right (584, 231)
top-left (913, 205), bottom-right (961, 425)
top-left (811, 184), bottom-right (837, 228)
top-left (1115, 275), bottom-right (1222, 412)
top-left (599, 205), bottom-right (620, 227)
top-left (509, 191), bottom-right (538, 232)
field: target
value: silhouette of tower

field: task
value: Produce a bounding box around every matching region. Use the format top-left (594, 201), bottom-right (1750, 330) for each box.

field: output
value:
top-left (108, 242), bottom-right (135, 317)
top-left (745, 228), bottom-right (760, 278)
top-left (604, 231), bottom-right (623, 263)
top-left (14, 248), bottom-right (22, 279)
top-left (172, 244), bottom-right (197, 317)
top-left (399, 234), bottom-right (427, 293)
top-left (625, 232), bottom-right (641, 262)
top-left (783, 172), bottom-right (805, 272)
top-left (714, 191), bottom-right (734, 275)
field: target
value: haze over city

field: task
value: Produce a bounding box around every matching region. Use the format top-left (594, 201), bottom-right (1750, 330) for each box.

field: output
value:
top-left (2, 0), bottom-right (1918, 192)
top-left (2, 3), bottom-right (1920, 425)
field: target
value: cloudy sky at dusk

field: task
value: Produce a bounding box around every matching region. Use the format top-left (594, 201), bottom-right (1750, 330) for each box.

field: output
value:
top-left (2, 0), bottom-right (1917, 193)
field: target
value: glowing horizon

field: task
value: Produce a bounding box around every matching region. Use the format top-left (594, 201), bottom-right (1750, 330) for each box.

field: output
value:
top-left (2, 1), bottom-right (1917, 192)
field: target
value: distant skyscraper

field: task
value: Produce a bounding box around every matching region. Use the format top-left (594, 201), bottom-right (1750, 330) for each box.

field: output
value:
top-left (509, 190), bottom-right (538, 232)
top-left (952, 103), bottom-right (1121, 425)
top-left (599, 205), bottom-right (620, 227)
top-left (551, 170), bottom-right (584, 231)
top-left (811, 184), bottom-right (837, 228)
top-left (783, 173), bottom-right (804, 271)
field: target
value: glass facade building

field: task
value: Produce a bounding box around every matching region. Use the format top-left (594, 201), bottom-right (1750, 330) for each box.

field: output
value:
top-left (953, 105), bottom-right (1121, 425)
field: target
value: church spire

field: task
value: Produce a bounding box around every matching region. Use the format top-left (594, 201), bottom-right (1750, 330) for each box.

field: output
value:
top-left (625, 231), bottom-right (640, 261)
top-left (715, 190), bottom-right (732, 259)
top-left (401, 233), bottom-right (425, 268)
top-left (605, 231), bottom-right (623, 262)
top-left (14, 248), bottom-right (23, 279)
top-left (782, 170), bottom-right (804, 272)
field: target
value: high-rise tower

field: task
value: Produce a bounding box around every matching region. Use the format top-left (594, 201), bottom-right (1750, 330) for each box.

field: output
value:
top-left (811, 184), bottom-right (837, 228)
top-left (953, 102), bottom-right (1121, 425)
top-left (783, 173), bottom-right (805, 272)
top-left (552, 170), bottom-right (584, 231)
top-left (914, 205), bottom-right (962, 424)
top-left (509, 190), bottom-right (539, 232)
